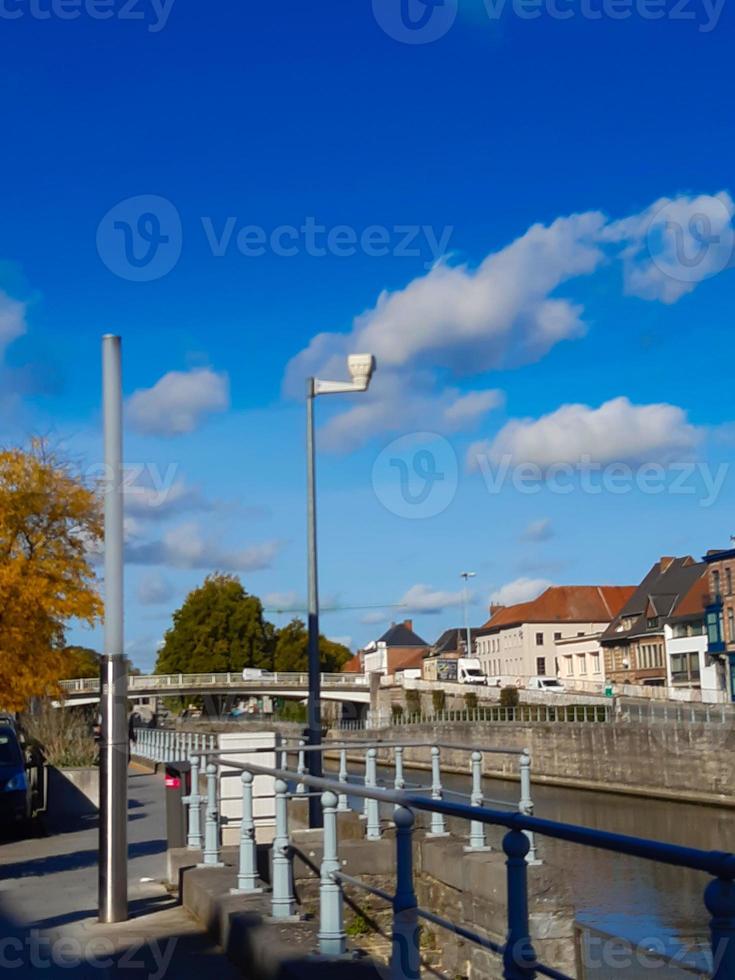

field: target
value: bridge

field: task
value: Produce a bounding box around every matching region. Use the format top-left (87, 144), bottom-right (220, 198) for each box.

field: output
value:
top-left (57, 671), bottom-right (371, 707)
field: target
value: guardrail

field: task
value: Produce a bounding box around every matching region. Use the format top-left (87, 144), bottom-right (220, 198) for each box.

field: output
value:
top-left (133, 728), bottom-right (539, 858)
top-left (133, 729), bottom-right (734, 979)
top-left (59, 671), bottom-right (369, 694)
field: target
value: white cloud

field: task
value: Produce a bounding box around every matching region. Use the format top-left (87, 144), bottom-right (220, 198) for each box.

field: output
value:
top-left (137, 572), bottom-right (175, 606)
top-left (490, 577), bottom-right (552, 606)
top-left (469, 397), bottom-right (702, 469)
top-left (604, 192), bottom-right (735, 304)
top-left (0, 290), bottom-right (27, 358)
top-left (399, 583), bottom-right (469, 615)
top-left (127, 368), bottom-right (230, 437)
top-left (522, 518), bottom-right (553, 542)
top-left (126, 521), bottom-right (279, 572)
top-left (285, 192), bottom-right (733, 451)
top-left (318, 372), bottom-right (503, 452)
top-left (125, 478), bottom-right (212, 520)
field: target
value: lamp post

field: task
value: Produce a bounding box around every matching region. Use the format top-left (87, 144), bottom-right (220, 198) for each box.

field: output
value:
top-left (460, 571), bottom-right (476, 658)
top-left (306, 353), bottom-right (376, 828)
top-left (99, 335), bottom-right (128, 923)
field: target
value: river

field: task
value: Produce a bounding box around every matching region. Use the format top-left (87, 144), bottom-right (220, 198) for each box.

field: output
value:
top-left (350, 762), bottom-right (731, 975)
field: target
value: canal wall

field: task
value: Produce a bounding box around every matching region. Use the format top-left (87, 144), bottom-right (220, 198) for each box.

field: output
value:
top-left (329, 721), bottom-right (735, 807)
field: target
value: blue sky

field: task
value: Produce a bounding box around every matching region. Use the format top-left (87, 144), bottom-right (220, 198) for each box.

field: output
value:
top-left (1, 0), bottom-right (734, 669)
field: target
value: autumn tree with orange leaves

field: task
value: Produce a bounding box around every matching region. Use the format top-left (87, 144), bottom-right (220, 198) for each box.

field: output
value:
top-left (0, 442), bottom-right (103, 711)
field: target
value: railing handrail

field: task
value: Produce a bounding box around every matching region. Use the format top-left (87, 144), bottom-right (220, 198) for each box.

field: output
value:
top-left (207, 755), bottom-right (735, 880)
top-left (58, 670), bottom-right (370, 693)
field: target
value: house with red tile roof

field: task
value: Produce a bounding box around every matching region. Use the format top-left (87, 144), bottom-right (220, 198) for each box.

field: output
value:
top-left (476, 585), bottom-right (635, 684)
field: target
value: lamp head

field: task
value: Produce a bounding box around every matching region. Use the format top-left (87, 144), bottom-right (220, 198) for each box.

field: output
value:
top-left (347, 353), bottom-right (376, 390)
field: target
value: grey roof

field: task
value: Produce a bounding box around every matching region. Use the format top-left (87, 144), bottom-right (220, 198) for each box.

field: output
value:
top-left (431, 628), bottom-right (482, 655)
top-left (601, 557), bottom-right (704, 645)
top-left (377, 622), bottom-right (428, 647)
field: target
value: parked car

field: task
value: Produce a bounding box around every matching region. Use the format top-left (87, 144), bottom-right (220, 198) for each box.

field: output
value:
top-left (526, 676), bottom-right (566, 693)
top-left (0, 724), bottom-right (32, 827)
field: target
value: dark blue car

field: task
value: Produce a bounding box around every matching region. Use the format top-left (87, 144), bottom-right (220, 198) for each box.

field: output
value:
top-left (0, 725), bottom-right (32, 826)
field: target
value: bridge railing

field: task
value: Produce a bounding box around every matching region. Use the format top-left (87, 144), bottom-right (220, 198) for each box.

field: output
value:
top-left (134, 731), bottom-right (735, 979)
top-left (58, 670), bottom-right (369, 695)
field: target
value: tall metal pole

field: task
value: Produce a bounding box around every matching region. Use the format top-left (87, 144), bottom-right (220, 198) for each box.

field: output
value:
top-left (99, 334), bottom-right (128, 923)
top-left (461, 572), bottom-right (472, 657)
top-left (306, 378), bottom-right (323, 828)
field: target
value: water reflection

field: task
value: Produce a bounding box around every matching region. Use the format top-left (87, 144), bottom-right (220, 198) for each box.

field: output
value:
top-left (365, 763), bottom-right (732, 968)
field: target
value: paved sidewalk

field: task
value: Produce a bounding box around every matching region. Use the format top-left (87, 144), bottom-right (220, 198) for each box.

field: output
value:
top-left (0, 766), bottom-right (240, 978)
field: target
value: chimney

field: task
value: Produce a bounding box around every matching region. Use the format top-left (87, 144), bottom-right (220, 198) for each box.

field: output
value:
top-left (489, 603), bottom-right (505, 617)
top-left (403, 619), bottom-right (413, 632)
top-left (660, 557), bottom-right (675, 573)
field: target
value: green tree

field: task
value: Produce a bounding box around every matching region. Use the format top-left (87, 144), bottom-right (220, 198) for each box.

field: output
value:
top-left (61, 645), bottom-right (100, 679)
top-left (272, 618), bottom-right (351, 673)
top-left (155, 574), bottom-right (271, 674)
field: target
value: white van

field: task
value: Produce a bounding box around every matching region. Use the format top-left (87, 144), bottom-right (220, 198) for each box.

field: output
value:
top-left (242, 667), bottom-right (272, 681)
top-left (526, 676), bottom-right (565, 693)
top-left (457, 658), bottom-right (487, 685)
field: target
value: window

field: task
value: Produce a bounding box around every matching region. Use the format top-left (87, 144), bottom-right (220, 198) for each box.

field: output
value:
top-left (535, 632), bottom-right (544, 646)
top-left (673, 623), bottom-right (688, 639)
top-left (554, 632), bottom-right (562, 641)
top-left (591, 653), bottom-right (601, 674)
top-left (647, 617), bottom-right (659, 629)
top-left (727, 568), bottom-right (733, 596)
top-left (707, 610), bottom-right (723, 646)
top-left (577, 653), bottom-right (587, 675)
top-left (564, 656), bottom-right (574, 676)
top-left (577, 631), bottom-right (585, 637)
top-left (713, 570), bottom-right (721, 597)
top-left (671, 652), bottom-right (701, 684)
top-left (536, 657), bottom-right (546, 676)
top-left (729, 608), bottom-right (735, 643)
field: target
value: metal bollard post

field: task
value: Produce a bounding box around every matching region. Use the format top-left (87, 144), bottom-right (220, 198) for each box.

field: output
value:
top-left (231, 770), bottom-right (262, 894)
top-left (365, 748), bottom-right (381, 840)
top-left (318, 790), bottom-right (346, 956)
top-left (200, 762), bottom-right (224, 867)
top-left (296, 740), bottom-right (306, 794)
top-left (338, 749), bottom-right (349, 812)
top-left (519, 751), bottom-right (539, 864)
top-left (428, 746), bottom-right (448, 837)
top-left (394, 746), bottom-right (405, 811)
top-left (271, 778), bottom-right (296, 918)
top-left (467, 751), bottom-right (488, 851)
top-left (705, 876), bottom-right (735, 980)
top-left (391, 806), bottom-right (420, 980)
top-left (184, 753), bottom-right (203, 850)
top-left (502, 829), bottom-right (537, 979)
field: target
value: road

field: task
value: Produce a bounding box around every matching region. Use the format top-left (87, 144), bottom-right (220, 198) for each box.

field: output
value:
top-left (0, 765), bottom-right (240, 978)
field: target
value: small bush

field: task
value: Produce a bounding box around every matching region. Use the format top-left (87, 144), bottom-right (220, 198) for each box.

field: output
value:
top-left (431, 689), bottom-right (446, 713)
top-left (391, 703), bottom-right (404, 720)
top-left (464, 691), bottom-right (478, 710)
top-left (499, 685), bottom-right (520, 708)
top-left (346, 913), bottom-right (373, 937)
top-left (22, 702), bottom-right (98, 768)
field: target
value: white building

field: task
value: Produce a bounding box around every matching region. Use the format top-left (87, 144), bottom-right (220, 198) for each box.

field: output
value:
top-left (555, 632), bottom-right (606, 692)
top-left (476, 586), bottom-right (635, 685)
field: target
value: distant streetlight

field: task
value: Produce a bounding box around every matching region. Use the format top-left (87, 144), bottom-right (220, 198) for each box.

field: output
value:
top-left (306, 354), bottom-right (376, 828)
top-left (460, 571), bottom-right (476, 658)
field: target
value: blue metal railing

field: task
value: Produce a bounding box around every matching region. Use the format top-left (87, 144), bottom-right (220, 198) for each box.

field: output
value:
top-left (133, 729), bottom-right (735, 978)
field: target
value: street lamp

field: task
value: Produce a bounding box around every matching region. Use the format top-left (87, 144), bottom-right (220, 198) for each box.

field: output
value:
top-left (460, 571), bottom-right (476, 658)
top-left (306, 353), bottom-right (376, 827)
